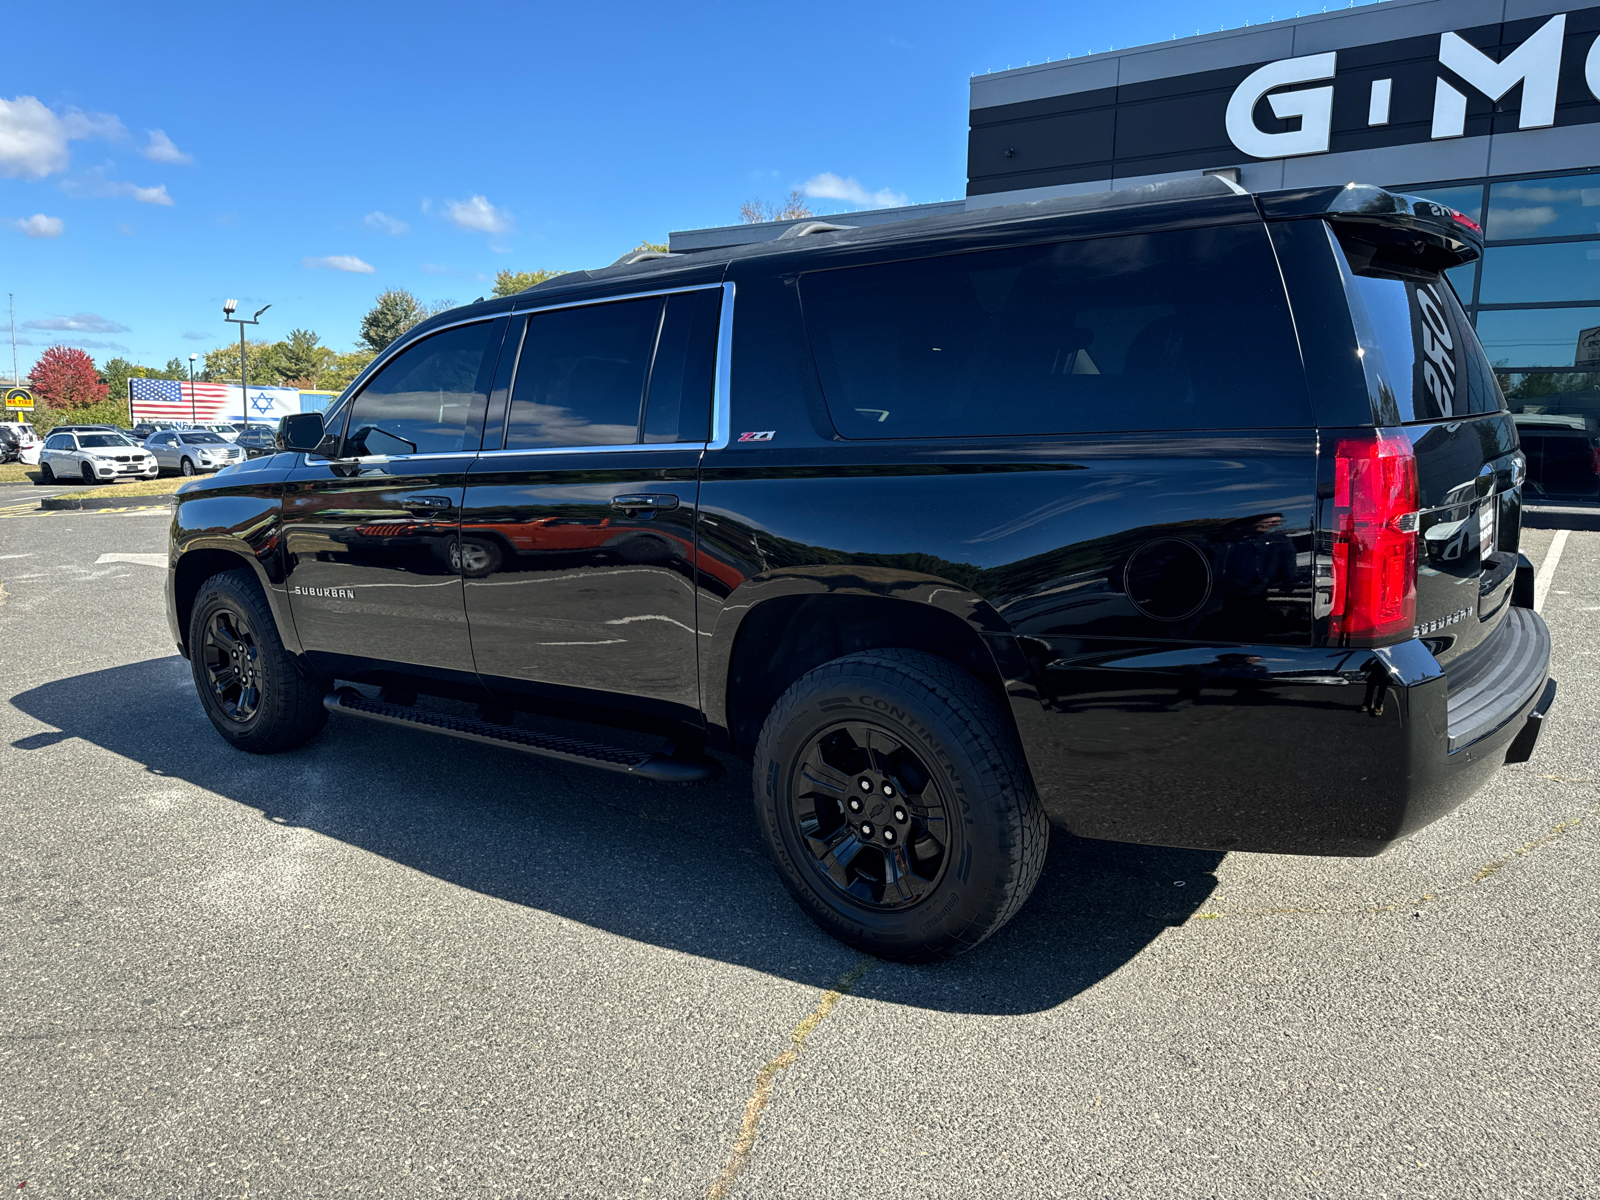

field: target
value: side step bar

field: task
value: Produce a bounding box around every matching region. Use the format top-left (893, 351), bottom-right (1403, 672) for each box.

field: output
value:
top-left (323, 688), bottom-right (723, 784)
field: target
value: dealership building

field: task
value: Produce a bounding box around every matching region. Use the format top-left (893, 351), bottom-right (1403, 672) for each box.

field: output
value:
top-left (673, 0), bottom-right (1600, 503)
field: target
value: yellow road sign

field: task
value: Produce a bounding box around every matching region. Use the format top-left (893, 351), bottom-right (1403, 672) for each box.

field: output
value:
top-left (4, 387), bottom-right (34, 409)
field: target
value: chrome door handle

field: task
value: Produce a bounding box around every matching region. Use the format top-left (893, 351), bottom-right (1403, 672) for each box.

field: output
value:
top-left (404, 494), bottom-right (455, 513)
top-left (610, 493), bottom-right (679, 512)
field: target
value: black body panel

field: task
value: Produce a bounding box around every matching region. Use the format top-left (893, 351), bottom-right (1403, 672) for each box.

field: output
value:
top-left (163, 176), bottom-right (1554, 866)
top-left (460, 450), bottom-right (703, 717)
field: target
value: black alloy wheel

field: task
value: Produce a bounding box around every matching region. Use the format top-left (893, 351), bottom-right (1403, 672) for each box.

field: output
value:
top-left (80, 461), bottom-right (95, 484)
top-left (188, 568), bottom-right (328, 753)
top-left (180, 457), bottom-right (196, 476)
top-left (791, 722), bottom-right (950, 909)
top-left (200, 606), bottom-right (263, 723)
top-left (754, 648), bottom-right (1048, 961)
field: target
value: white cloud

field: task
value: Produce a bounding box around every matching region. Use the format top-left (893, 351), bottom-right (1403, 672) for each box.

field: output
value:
top-left (44, 336), bottom-right (128, 352)
top-left (0, 97), bottom-right (122, 179)
top-left (60, 170), bottom-right (174, 206)
top-left (801, 172), bottom-right (909, 210)
top-left (182, 331), bottom-right (210, 341)
top-left (11, 213), bottom-right (64, 238)
top-left (445, 194), bottom-right (512, 234)
top-left (364, 211), bottom-right (409, 235)
top-left (117, 221), bottom-right (133, 235)
top-left (61, 110), bottom-right (126, 141)
top-left (25, 313), bottom-right (128, 333)
top-left (142, 129), bottom-right (192, 165)
top-left (420, 262), bottom-right (452, 275)
top-left (303, 254), bottom-right (375, 274)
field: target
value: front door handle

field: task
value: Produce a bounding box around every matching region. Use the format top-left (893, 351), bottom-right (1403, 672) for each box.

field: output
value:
top-left (404, 494), bottom-right (455, 514)
top-left (610, 493), bottom-right (679, 512)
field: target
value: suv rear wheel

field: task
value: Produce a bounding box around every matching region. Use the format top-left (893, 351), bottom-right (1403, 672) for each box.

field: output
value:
top-left (188, 568), bottom-right (328, 753)
top-left (753, 648), bottom-right (1048, 961)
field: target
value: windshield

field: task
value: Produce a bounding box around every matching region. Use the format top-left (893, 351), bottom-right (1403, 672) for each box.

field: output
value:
top-left (80, 434), bottom-right (134, 448)
top-left (179, 432), bottom-right (227, 444)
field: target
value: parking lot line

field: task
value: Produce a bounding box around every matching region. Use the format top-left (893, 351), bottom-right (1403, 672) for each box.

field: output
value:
top-left (1534, 529), bottom-right (1570, 613)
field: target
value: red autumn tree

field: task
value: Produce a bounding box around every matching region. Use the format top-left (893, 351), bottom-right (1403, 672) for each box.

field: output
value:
top-left (29, 345), bottom-right (109, 409)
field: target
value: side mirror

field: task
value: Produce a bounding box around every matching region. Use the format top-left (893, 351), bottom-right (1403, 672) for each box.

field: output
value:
top-left (277, 412), bottom-right (327, 453)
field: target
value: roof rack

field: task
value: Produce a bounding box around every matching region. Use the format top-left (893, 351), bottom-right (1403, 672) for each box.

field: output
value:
top-left (608, 250), bottom-right (682, 268)
top-left (777, 221), bottom-right (857, 239)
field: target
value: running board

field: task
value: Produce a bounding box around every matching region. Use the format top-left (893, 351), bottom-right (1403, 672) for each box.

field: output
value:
top-left (322, 688), bottom-right (722, 784)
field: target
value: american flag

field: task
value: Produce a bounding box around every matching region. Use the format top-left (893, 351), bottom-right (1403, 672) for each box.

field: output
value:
top-left (129, 378), bottom-right (236, 421)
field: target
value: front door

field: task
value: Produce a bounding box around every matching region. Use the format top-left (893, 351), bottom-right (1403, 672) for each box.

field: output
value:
top-left (461, 286), bottom-right (723, 716)
top-left (281, 317), bottom-right (505, 678)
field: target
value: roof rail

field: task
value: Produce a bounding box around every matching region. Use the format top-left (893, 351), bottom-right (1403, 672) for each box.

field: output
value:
top-left (777, 221), bottom-right (857, 239)
top-left (609, 250), bottom-right (682, 268)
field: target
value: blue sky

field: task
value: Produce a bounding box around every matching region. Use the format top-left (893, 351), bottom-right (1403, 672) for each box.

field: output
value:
top-left (2, 0), bottom-right (1370, 375)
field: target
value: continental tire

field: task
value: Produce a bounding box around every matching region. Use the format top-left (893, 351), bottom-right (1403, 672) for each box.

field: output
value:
top-left (188, 568), bottom-right (328, 753)
top-left (753, 648), bottom-right (1047, 962)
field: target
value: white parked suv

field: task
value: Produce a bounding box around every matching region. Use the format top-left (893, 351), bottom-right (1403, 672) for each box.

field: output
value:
top-left (3, 421), bottom-right (42, 465)
top-left (144, 429), bottom-right (245, 476)
top-left (38, 431), bottom-right (158, 484)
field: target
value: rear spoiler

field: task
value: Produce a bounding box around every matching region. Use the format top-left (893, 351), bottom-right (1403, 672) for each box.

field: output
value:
top-left (1256, 183), bottom-right (1483, 270)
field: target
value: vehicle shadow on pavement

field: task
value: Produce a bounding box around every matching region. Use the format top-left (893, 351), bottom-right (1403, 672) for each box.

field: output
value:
top-left (12, 657), bottom-right (1224, 1016)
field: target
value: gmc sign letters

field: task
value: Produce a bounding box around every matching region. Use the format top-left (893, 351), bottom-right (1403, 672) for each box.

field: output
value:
top-left (1227, 14), bottom-right (1599, 158)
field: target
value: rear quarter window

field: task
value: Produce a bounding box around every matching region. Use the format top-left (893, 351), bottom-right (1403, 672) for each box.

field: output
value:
top-left (799, 224), bottom-right (1310, 439)
top-left (1335, 235), bottom-right (1504, 423)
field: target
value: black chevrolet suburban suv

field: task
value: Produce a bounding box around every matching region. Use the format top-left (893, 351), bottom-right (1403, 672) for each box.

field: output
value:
top-left (166, 176), bottom-right (1555, 960)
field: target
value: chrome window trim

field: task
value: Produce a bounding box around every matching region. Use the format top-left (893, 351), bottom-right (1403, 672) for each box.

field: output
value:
top-left (473, 441), bottom-right (708, 459)
top-left (508, 280), bottom-right (722, 316)
top-left (709, 281), bottom-right (735, 450)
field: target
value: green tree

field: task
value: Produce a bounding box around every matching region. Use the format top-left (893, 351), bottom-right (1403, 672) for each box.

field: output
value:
top-left (359, 289), bottom-right (428, 354)
top-left (634, 240), bottom-right (669, 254)
top-left (279, 328), bottom-right (337, 387)
top-left (203, 340), bottom-right (283, 385)
top-left (321, 351), bottom-right (377, 394)
top-left (163, 357), bottom-right (188, 378)
top-left (493, 269), bottom-right (562, 297)
top-left (99, 357), bottom-right (139, 404)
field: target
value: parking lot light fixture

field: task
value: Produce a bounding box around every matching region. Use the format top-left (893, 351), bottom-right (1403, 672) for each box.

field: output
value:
top-left (223, 300), bottom-right (270, 427)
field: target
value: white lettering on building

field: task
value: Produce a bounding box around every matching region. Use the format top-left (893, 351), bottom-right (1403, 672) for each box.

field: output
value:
top-left (1226, 12), bottom-right (1599, 159)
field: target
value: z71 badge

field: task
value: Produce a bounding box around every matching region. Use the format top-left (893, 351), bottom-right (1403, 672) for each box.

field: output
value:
top-left (738, 430), bottom-right (775, 442)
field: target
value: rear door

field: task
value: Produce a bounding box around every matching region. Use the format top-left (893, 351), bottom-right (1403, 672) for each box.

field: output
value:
top-left (280, 317), bottom-right (504, 678)
top-left (460, 285), bottom-right (723, 717)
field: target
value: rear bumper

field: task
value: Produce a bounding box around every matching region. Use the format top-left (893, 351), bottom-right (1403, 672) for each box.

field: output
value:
top-left (1001, 611), bottom-right (1555, 857)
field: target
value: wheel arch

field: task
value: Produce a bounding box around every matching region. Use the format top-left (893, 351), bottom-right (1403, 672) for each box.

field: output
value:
top-left (709, 568), bottom-right (1024, 753)
top-left (171, 492), bottom-right (299, 658)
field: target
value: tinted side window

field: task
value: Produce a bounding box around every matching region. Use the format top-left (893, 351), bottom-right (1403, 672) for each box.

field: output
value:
top-left (344, 321), bottom-right (495, 457)
top-left (800, 225), bottom-right (1309, 438)
top-left (643, 289), bottom-right (722, 444)
top-left (506, 298), bottom-right (662, 449)
top-left (45, 435), bottom-right (70, 450)
top-left (1340, 242), bottom-right (1504, 422)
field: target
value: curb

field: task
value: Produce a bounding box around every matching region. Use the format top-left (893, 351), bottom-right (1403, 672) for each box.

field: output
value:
top-left (1523, 505), bottom-right (1600, 533)
top-left (39, 493), bottom-right (178, 511)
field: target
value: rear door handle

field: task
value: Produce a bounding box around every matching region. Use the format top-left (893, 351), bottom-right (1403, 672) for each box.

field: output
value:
top-left (610, 493), bottom-right (679, 512)
top-left (404, 494), bottom-right (455, 513)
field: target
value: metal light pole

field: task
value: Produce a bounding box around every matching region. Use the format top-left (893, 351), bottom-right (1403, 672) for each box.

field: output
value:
top-left (223, 299), bottom-right (270, 427)
top-left (187, 353), bottom-right (199, 423)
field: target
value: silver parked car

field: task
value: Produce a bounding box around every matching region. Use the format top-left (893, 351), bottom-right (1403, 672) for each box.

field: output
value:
top-left (38, 431), bottom-right (158, 484)
top-left (144, 429), bottom-right (246, 476)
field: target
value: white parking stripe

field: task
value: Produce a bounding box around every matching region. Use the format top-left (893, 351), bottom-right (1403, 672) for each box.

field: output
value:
top-left (1533, 529), bottom-right (1569, 614)
top-left (94, 552), bottom-right (167, 567)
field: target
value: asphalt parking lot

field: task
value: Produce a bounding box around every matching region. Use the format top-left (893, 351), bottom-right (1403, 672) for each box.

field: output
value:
top-left (2, 485), bottom-right (1596, 1199)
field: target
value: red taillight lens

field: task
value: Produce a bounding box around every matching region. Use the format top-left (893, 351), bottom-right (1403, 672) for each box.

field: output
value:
top-left (1450, 209), bottom-right (1483, 235)
top-left (1329, 432), bottom-right (1418, 644)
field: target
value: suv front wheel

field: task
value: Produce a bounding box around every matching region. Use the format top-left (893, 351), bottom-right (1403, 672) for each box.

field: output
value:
top-left (188, 568), bottom-right (328, 753)
top-left (753, 648), bottom-right (1048, 961)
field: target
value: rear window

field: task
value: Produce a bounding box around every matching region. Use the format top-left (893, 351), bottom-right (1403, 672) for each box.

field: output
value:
top-left (799, 225), bottom-right (1310, 439)
top-left (1336, 237), bottom-right (1504, 423)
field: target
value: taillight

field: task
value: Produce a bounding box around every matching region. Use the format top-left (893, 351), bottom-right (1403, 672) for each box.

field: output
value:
top-left (1450, 209), bottom-right (1483, 235)
top-left (1329, 432), bottom-right (1418, 645)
